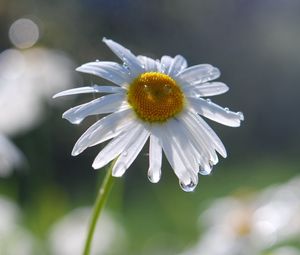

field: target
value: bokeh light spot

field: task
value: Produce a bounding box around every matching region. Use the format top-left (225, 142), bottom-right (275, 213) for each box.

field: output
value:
top-left (9, 18), bottom-right (39, 49)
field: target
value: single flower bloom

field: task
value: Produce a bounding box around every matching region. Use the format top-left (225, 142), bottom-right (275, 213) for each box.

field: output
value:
top-left (54, 38), bottom-right (244, 192)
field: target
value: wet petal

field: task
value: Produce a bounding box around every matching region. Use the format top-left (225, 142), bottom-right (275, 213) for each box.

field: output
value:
top-left (137, 56), bottom-right (158, 72)
top-left (63, 93), bottom-right (128, 124)
top-left (103, 38), bottom-right (144, 76)
top-left (112, 125), bottom-right (149, 177)
top-left (92, 123), bottom-right (142, 169)
top-left (177, 64), bottom-right (220, 85)
top-left (148, 133), bottom-right (162, 183)
top-left (71, 109), bottom-right (134, 156)
top-left (155, 123), bottom-right (198, 191)
top-left (53, 85), bottom-right (125, 98)
top-left (76, 61), bottom-right (131, 87)
top-left (180, 112), bottom-right (220, 173)
top-left (160, 55), bottom-right (173, 73)
top-left (188, 97), bottom-right (243, 127)
top-left (185, 110), bottom-right (227, 158)
top-left (168, 55), bottom-right (187, 76)
top-left (184, 82), bottom-right (229, 97)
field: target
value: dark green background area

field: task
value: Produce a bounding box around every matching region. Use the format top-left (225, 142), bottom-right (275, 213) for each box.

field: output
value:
top-left (1, 0), bottom-right (300, 254)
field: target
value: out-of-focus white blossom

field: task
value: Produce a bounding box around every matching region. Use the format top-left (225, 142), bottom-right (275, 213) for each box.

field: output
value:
top-left (180, 177), bottom-right (300, 255)
top-left (0, 48), bottom-right (75, 136)
top-left (0, 196), bottom-right (38, 255)
top-left (48, 208), bottom-right (125, 255)
top-left (0, 45), bottom-right (76, 175)
top-left (0, 134), bottom-right (24, 177)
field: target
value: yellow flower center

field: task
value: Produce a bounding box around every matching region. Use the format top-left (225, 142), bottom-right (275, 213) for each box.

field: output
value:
top-left (127, 72), bottom-right (185, 122)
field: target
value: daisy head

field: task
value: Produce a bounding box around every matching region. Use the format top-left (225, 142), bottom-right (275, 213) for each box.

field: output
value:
top-left (54, 38), bottom-right (244, 192)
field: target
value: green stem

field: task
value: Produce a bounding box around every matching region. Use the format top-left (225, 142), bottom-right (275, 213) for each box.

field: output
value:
top-left (83, 160), bottom-right (115, 255)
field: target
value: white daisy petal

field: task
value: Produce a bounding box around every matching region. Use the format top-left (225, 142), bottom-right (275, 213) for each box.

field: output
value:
top-left (160, 55), bottom-right (173, 74)
top-left (71, 109), bottom-right (135, 156)
top-left (103, 38), bottom-right (144, 76)
top-left (168, 55), bottom-right (188, 76)
top-left (188, 97), bottom-right (243, 127)
top-left (185, 111), bottom-right (227, 158)
top-left (155, 123), bottom-right (198, 191)
top-left (184, 82), bottom-right (229, 97)
top-left (180, 112), bottom-right (220, 174)
top-left (137, 56), bottom-right (158, 72)
top-left (177, 64), bottom-right (220, 85)
top-left (53, 85), bottom-right (125, 98)
top-left (168, 119), bottom-right (199, 174)
top-left (92, 123), bottom-right (141, 170)
top-left (147, 132), bottom-right (162, 183)
top-left (112, 125), bottom-right (150, 177)
top-left (63, 93), bottom-right (128, 124)
top-left (179, 114), bottom-right (214, 163)
top-left (76, 61), bottom-right (131, 87)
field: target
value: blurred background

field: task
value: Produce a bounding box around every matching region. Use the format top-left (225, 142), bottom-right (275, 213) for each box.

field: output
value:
top-left (0, 0), bottom-right (300, 254)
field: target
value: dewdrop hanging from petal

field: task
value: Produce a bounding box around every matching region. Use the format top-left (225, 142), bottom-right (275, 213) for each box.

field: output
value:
top-left (54, 38), bottom-right (244, 192)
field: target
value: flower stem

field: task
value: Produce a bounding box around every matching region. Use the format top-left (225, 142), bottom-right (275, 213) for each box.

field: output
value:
top-left (83, 160), bottom-right (115, 255)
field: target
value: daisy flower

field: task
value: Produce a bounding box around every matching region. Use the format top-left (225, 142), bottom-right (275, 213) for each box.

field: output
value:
top-left (54, 38), bottom-right (243, 192)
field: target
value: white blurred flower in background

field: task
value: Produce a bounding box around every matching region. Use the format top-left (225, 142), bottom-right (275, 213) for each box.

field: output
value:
top-left (180, 177), bottom-right (300, 255)
top-left (0, 17), bottom-right (76, 176)
top-left (0, 47), bottom-right (75, 136)
top-left (0, 196), bottom-right (38, 255)
top-left (0, 134), bottom-right (24, 177)
top-left (253, 177), bottom-right (300, 243)
top-left (48, 208), bottom-right (125, 255)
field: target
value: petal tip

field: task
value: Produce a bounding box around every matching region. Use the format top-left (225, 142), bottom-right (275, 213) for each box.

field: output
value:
top-left (112, 171), bottom-right (123, 177)
top-left (62, 114), bottom-right (82, 125)
top-left (92, 162), bottom-right (100, 170)
top-left (71, 150), bottom-right (80, 157)
top-left (221, 152), bottom-right (228, 158)
top-left (75, 66), bottom-right (84, 72)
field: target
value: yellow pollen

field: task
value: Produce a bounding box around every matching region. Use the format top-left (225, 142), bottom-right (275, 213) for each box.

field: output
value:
top-left (127, 72), bottom-right (185, 122)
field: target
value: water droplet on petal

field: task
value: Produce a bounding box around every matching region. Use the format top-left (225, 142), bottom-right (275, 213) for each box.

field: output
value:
top-left (199, 168), bottom-right (207, 175)
top-left (179, 180), bottom-right (196, 192)
top-left (206, 98), bottom-right (212, 103)
top-left (95, 59), bottom-right (100, 62)
top-left (147, 169), bottom-right (161, 183)
top-left (224, 107), bottom-right (229, 112)
top-left (199, 161), bottom-right (213, 175)
top-left (237, 111), bottom-right (244, 121)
